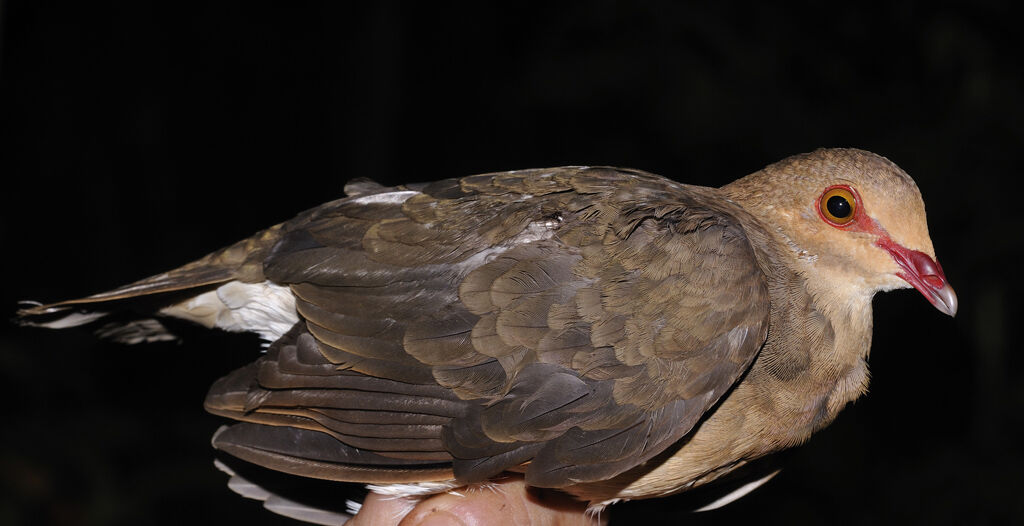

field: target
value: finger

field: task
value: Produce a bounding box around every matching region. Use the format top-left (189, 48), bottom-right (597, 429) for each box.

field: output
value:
top-left (399, 476), bottom-right (604, 526)
top-left (348, 491), bottom-right (419, 526)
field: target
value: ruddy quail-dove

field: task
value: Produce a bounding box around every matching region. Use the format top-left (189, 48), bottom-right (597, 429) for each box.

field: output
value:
top-left (19, 148), bottom-right (956, 520)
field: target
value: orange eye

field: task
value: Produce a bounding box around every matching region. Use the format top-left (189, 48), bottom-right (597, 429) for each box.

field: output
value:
top-left (819, 186), bottom-right (857, 225)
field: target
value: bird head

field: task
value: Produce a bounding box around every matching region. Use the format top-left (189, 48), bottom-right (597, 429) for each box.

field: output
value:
top-left (722, 148), bottom-right (957, 317)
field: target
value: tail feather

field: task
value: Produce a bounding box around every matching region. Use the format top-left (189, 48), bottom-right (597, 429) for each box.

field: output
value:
top-left (16, 226), bottom-right (285, 342)
top-left (215, 458), bottom-right (356, 525)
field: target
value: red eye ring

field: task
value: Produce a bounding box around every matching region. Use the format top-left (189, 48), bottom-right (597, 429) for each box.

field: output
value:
top-left (818, 185), bottom-right (860, 227)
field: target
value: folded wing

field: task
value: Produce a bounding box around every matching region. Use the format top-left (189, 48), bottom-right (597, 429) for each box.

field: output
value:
top-left (210, 167), bottom-right (771, 487)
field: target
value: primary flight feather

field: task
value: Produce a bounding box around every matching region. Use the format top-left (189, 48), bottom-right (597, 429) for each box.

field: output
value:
top-left (19, 148), bottom-right (955, 515)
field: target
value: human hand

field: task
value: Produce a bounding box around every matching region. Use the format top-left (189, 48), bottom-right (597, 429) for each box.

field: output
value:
top-left (348, 475), bottom-right (607, 526)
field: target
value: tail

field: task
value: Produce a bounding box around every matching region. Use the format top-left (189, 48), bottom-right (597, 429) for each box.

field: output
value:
top-left (16, 225), bottom-right (284, 343)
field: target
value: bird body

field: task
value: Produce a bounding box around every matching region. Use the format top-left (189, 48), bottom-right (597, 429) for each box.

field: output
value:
top-left (19, 148), bottom-right (955, 513)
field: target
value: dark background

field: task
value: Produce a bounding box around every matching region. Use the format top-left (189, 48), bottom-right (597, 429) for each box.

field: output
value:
top-left (1, 2), bottom-right (1020, 525)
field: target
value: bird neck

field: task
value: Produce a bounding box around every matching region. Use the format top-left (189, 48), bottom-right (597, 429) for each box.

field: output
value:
top-left (732, 215), bottom-right (875, 445)
top-left (752, 261), bottom-right (875, 444)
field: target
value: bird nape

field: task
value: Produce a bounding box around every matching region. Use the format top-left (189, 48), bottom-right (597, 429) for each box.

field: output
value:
top-left (18, 148), bottom-right (955, 523)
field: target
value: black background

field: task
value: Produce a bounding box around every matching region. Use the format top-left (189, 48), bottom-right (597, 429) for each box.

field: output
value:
top-left (1, 2), bottom-right (1021, 525)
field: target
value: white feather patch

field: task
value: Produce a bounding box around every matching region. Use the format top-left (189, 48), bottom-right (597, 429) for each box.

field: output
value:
top-left (160, 280), bottom-right (298, 342)
top-left (215, 459), bottom-right (353, 525)
top-left (344, 500), bottom-right (362, 516)
top-left (30, 310), bottom-right (109, 329)
top-left (514, 219), bottom-right (561, 244)
top-left (349, 190), bottom-right (419, 205)
top-left (693, 469), bottom-right (781, 512)
top-left (365, 480), bottom-right (462, 498)
top-left (263, 496), bottom-right (352, 525)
